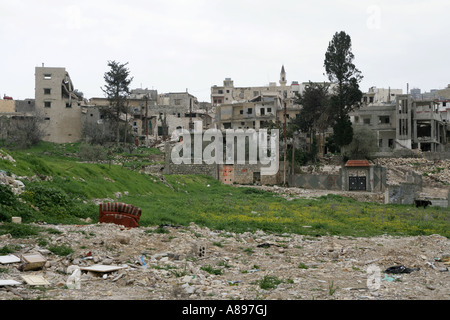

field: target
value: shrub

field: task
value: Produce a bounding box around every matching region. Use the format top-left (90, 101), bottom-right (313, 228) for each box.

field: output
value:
top-left (201, 265), bottom-right (223, 275)
top-left (0, 223), bottom-right (42, 238)
top-left (78, 143), bottom-right (107, 161)
top-left (21, 184), bottom-right (70, 209)
top-left (258, 276), bottom-right (282, 290)
top-left (48, 245), bottom-right (74, 256)
top-left (0, 184), bottom-right (15, 206)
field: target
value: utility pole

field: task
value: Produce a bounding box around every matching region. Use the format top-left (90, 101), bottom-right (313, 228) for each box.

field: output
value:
top-left (283, 95), bottom-right (287, 187)
top-left (145, 94), bottom-right (149, 146)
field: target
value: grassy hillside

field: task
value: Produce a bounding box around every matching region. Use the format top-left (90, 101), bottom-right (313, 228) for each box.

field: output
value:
top-left (1, 142), bottom-right (449, 238)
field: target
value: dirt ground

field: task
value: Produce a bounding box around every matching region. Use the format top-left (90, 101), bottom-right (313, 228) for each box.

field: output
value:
top-left (0, 220), bottom-right (448, 301)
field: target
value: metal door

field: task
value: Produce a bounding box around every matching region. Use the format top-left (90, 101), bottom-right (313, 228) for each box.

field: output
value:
top-left (349, 176), bottom-right (366, 191)
top-left (221, 165), bottom-right (234, 185)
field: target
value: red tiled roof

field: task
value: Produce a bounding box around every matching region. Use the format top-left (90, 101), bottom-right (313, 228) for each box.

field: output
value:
top-left (345, 160), bottom-right (371, 167)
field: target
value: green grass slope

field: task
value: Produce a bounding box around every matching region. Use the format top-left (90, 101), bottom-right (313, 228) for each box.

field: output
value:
top-left (1, 142), bottom-right (449, 238)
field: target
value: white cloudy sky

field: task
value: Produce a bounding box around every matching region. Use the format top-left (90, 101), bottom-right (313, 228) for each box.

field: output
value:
top-left (0, 0), bottom-right (449, 102)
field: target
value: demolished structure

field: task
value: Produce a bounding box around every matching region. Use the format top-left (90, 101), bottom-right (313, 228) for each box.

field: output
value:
top-left (350, 93), bottom-right (450, 155)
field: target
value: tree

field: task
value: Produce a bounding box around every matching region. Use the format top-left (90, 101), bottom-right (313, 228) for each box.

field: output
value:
top-left (0, 113), bottom-right (45, 149)
top-left (346, 125), bottom-right (378, 160)
top-left (324, 31), bottom-right (363, 151)
top-left (293, 81), bottom-right (330, 156)
top-left (101, 61), bottom-right (133, 144)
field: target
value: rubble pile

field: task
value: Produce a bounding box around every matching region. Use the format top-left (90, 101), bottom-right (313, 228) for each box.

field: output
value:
top-left (377, 158), bottom-right (450, 186)
top-left (0, 171), bottom-right (25, 195)
top-left (0, 222), bottom-right (448, 300)
top-left (246, 185), bottom-right (385, 204)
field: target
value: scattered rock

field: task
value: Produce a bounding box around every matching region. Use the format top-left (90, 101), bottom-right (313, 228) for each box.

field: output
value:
top-left (0, 222), bottom-right (448, 300)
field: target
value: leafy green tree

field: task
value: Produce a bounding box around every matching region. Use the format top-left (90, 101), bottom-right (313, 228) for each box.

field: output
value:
top-left (101, 61), bottom-right (133, 144)
top-left (346, 125), bottom-right (378, 160)
top-left (293, 82), bottom-right (330, 155)
top-left (324, 31), bottom-right (363, 151)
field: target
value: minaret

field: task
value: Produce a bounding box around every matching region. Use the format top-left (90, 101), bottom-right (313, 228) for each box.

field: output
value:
top-left (279, 65), bottom-right (287, 86)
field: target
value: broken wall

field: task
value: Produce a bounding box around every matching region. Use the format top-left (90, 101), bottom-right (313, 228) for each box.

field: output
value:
top-left (292, 174), bottom-right (342, 190)
top-left (385, 183), bottom-right (420, 205)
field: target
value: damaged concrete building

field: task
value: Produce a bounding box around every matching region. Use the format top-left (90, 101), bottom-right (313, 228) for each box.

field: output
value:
top-left (350, 90), bottom-right (450, 155)
top-left (86, 89), bottom-right (212, 146)
top-left (212, 66), bottom-right (302, 130)
top-left (35, 66), bottom-right (84, 143)
top-left (0, 97), bottom-right (36, 141)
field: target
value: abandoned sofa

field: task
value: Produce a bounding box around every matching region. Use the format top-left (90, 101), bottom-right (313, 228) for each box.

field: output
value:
top-left (99, 202), bottom-right (142, 228)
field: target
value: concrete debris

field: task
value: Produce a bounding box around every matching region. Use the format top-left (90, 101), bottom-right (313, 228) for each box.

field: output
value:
top-left (19, 253), bottom-right (47, 271)
top-left (21, 275), bottom-right (50, 286)
top-left (0, 150), bottom-right (15, 162)
top-left (0, 170), bottom-right (25, 195)
top-left (0, 254), bottom-right (21, 264)
top-left (0, 222), bottom-right (448, 300)
top-left (0, 280), bottom-right (21, 286)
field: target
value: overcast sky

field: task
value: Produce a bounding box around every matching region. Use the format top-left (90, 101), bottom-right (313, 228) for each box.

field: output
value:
top-left (1, 0), bottom-right (449, 102)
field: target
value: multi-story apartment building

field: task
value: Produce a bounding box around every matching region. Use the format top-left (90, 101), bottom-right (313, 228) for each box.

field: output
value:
top-left (350, 93), bottom-right (449, 153)
top-left (212, 66), bottom-right (301, 130)
top-left (362, 86), bottom-right (403, 105)
top-left (35, 66), bottom-right (83, 143)
top-left (87, 89), bottom-right (211, 145)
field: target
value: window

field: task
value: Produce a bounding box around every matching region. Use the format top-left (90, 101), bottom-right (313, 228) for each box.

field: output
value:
top-left (218, 90), bottom-right (223, 94)
top-left (379, 116), bottom-right (390, 124)
top-left (177, 113), bottom-right (181, 118)
top-left (260, 108), bottom-right (265, 115)
top-left (175, 99), bottom-right (181, 105)
top-left (44, 88), bottom-right (51, 95)
top-left (363, 118), bottom-right (371, 125)
top-left (44, 74), bottom-right (52, 80)
top-left (247, 108), bottom-right (253, 114)
top-left (240, 110), bottom-right (243, 114)
top-left (66, 103), bottom-right (72, 108)
top-left (44, 101), bottom-right (51, 108)
top-left (267, 108), bottom-right (272, 113)
top-left (388, 139), bottom-right (394, 148)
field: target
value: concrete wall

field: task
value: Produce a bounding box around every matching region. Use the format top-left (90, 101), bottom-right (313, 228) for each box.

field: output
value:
top-left (225, 163), bottom-right (280, 185)
top-left (292, 174), bottom-right (342, 190)
top-left (163, 143), bottom-right (279, 184)
top-left (385, 183), bottom-right (419, 205)
top-left (0, 100), bottom-right (15, 113)
top-left (15, 99), bottom-right (35, 113)
top-left (291, 165), bottom-right (386, 192)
